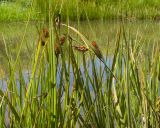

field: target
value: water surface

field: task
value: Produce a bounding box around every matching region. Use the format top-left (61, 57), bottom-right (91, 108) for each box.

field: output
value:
top-left (0, 20), bottom-right (160, 86)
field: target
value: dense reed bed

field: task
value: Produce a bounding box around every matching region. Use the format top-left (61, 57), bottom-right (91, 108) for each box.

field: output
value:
top-left (0, 0), bottom-right (160, 128)
top-left (0, 17), bottom-right (160, 128)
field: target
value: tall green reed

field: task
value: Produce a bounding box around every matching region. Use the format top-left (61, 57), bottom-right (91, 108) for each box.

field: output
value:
top-left (0, 0), bottom-right (160, 128)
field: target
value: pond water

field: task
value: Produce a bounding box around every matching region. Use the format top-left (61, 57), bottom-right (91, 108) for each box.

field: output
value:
top-left (0, 20), bottom-right (160, 89)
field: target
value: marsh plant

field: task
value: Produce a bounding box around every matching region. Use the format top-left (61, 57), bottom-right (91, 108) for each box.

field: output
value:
top-left (0, 0), bottom-right (160, 128)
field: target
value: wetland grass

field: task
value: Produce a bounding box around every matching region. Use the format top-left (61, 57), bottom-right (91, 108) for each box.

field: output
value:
top-left (0, 1), bottom-right (160, 128)
top-left (0, 21), bottom-right (160, 127)
top-left (1, 0), bottom-right (160, 21)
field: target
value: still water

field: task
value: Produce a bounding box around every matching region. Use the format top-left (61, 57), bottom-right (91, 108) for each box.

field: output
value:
top-left (0, 21), bottom-right (160, 89)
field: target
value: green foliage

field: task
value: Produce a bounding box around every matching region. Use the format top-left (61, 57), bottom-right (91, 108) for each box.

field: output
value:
top-left (0, 0), bottom-right (160, 127)
top-left (1, 0), bottom-right (160, 21)
top-left (0, 1), bottom-right (35, 21)
top-left (0, 20), bottom-right (160, 127)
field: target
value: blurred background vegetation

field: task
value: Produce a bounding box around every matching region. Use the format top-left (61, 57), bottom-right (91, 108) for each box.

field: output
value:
top-left (1, 0), bottom-right (160, 21)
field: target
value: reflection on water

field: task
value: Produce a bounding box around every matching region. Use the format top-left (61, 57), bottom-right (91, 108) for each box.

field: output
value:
top-left (0, 22), bottom-right (37, 72)
top-left (0, 21), bottom-right (160, 88)
top-left (0, 57), bottom-right (114, 93)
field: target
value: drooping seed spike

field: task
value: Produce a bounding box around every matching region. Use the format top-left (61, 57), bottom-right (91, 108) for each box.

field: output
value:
top-left (91, 41), bottom-right (103, 60)
top-left (73, 45), bottom-right (88, 53)
top-left (92, 41), bottom-right (98, 49)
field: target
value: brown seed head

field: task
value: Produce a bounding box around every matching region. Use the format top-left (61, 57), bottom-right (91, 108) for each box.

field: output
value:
top-left (73, 45), bottom-right (88, 53)
top-left (92, 41), bottom-right (98, 49)
top-left (43, 28), bottom-right (49, 38)
top-left (54, 37), bottom-right (61, 58)
top-left (60, 35), bottom-right (66, 45)
top-left (40, 28), bottom-right (49, 46)
top-left (91, 41), bottom-right (103, 59)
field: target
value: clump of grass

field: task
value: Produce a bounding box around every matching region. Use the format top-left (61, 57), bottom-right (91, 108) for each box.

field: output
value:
top-left (0, 0), bottom-right (160, 128)
top-left (0, 1), bottom-right (36, 21)
top-left (1, 20), bottom-right (160, 127)
top-left (1, 0), bottom-right (160, 21)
